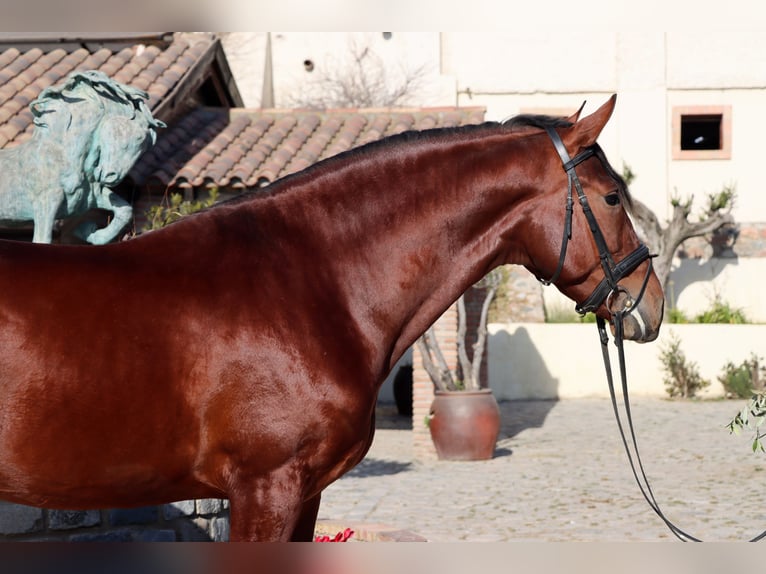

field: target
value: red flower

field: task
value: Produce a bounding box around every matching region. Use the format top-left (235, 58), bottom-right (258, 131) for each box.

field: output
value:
top-left (314, 528), bottom-right (354, 542)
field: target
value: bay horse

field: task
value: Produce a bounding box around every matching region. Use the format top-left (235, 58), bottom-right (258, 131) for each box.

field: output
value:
top-left (0, 95), bottom-right (663, 541)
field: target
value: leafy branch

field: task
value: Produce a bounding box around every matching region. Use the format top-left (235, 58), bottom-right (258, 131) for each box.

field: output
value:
top-left (624, 163), bottom-right (737, 291)
top-left (143, 188), bottom-right (219, 232)
top-left (727, 393), bottom-right (766, 453)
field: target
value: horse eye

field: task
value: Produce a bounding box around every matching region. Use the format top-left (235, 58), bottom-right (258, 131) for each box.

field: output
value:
top-left (605, 193), bottom-right (620, 207)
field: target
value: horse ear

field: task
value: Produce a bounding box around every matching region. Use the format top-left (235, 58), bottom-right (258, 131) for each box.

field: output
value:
top-left (564, 94), bottom-right (616, 149)
top-left (565, 101), bottom-right (587, 124)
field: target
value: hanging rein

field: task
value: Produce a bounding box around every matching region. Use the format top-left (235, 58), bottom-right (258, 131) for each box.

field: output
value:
top-left (542, 126), bottom-right (766, 542)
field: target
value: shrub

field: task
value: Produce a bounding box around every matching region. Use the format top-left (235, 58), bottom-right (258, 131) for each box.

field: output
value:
top-left (544, 302), bottom-right (597, 324)
top-left (143, 188), bottom-right (219, 232)
top-left (659, 331), bottom-right (710, 398)
top-left (694, 296), bottom-right (748, 324)
top-left (667, 307), bottom-right (689, 324)
top-left (544, 302), bottom-right (580, 323)
top-left (719, 354), bottom-right (765, 399)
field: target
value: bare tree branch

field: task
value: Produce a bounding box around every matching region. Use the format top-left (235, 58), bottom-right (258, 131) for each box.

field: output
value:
top-left (417, 268), bottom-right (503, 393)
top-left (629, 185), bottom-right (737, 291)
top-left (470, 282), bottom-right (500, 390)
top-left (417, 326), bottom-right (456, 391)
top-left (286, 38), bottom-right (431, 110)
top-left (456, 295), bottom-right (473, 389)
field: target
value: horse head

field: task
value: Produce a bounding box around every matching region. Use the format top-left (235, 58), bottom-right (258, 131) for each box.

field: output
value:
top-left (518, 96), bottom-right (664, 342)
top-left (85, 114), bottom-right (157, 187)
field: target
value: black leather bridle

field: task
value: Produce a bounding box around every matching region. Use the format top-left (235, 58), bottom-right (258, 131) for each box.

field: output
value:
top-left (543, 126), bottom-right (766, 542)
top-left (540, 126), bottom-right (652, 317)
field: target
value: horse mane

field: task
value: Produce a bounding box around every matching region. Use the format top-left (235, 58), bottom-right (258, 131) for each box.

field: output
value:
top-left (502, 113), bottom-right (572, 132)
top-left (502, 112), bottom-right (633, 208)
top-left (31, 70), bottom-right (165, 130)
top-left (171, 111), bottom-right (633, 225)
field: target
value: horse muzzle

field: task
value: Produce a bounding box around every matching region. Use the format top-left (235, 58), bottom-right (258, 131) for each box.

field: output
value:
top-left (612, 303), bottom-right (663, 342)
top-left (604, 277), bottom-right (664, 343)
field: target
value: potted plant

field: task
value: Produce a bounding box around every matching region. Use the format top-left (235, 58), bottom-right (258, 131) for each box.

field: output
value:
top-left (417, 269), bottom-right (503, 460)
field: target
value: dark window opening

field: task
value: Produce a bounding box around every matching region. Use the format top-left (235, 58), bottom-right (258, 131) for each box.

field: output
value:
top-left (680, 114), bottom-right (722, 150)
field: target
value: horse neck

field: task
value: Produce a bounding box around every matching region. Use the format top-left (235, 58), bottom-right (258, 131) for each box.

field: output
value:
top-left (283, 128), bottom-right (535, 371)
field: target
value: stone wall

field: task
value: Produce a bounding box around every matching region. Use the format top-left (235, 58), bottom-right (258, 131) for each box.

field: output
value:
top-left (494, 265), bottom-right (545, 323)
top-left (0, 499), bottom-right (229, 541)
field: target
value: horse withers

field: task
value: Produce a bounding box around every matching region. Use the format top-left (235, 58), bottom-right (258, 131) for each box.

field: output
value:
top-left (0, 95), bottom-right (662, 540)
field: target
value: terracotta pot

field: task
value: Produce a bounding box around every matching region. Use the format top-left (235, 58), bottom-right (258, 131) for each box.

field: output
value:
top-left (428, 389), bottom-right (501, 460)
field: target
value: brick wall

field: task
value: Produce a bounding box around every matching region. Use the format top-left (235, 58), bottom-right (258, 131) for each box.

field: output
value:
top-left (0, 499), bottom-right (229, 541)
top-left (412, 304), bottom-right (457, 461)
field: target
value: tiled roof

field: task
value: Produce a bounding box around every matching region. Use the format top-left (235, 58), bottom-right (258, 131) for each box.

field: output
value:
top-left (0, 32), bottom-right (226, 148)
top-left (0, 32), bottom-right (486, 233)
top-left (132, 106), bottom-right (487, 195)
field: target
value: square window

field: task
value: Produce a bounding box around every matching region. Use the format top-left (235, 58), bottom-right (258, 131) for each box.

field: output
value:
top-left (672, 105), bottom-right (731, 160)
top-left (681, 115), bottom-right (721, 150)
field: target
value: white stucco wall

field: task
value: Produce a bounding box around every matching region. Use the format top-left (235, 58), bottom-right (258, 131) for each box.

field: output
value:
top-left (488, 322), bottom-right (766, 400)
top-left (543, 254), bottom-right (766, 325)
top-left (267, 32), bottom-right (453, 108)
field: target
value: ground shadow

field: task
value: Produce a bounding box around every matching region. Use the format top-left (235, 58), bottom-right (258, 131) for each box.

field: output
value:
top-left (489, 326), bottom-right (559, 399)
top-left (374, 403), bottom-right (412, 430)
top-left (345, 458), bottom-right (413, 478)
top-left (669, 255), bottom-right (738, 302)
top-left (487, 325), bottom-right (562, 459)
top-left (497, 399), bottom-right (559, 439)
top-left (489, 399), bottom-right (560, 460)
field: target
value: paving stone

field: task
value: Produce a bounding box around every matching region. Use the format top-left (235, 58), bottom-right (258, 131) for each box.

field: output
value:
top-left (0, 503), bottom-right (43, 534)
top-left (210, 516), bottom-right (230, 542)
top-left (49, 510), bottom-right (101, 530)
top-left (108, 506), bottom-right (158, 526)
top-left (69, 529), bottom-right (134, 542)
top-left (196, 498), bottom-right (224, 515)
top-left (319, 398), bottom-right (766, 542)
top-left (135, 529), bottom-right (177, 542)
top-left (163, 500), bottom-right (196, 520)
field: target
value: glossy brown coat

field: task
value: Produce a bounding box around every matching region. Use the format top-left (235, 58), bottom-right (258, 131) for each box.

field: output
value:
top-left (0, 95), bottom-right (663, 540)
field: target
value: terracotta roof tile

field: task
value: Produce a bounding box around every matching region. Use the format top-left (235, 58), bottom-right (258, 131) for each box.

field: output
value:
top-left (0, 48), bottom-right (20, 71)
top-left (98, 47), bottom-right (135, 78)
top-left (135, 106), bottom-right (487, 196)
top-left (0, 34), bottom-right (487, 229)
top-left (0, 33), bottom-right (221, 148)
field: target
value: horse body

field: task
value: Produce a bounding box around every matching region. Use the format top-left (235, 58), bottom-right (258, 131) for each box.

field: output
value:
top-left (0, 96), bottom-right (663, 540)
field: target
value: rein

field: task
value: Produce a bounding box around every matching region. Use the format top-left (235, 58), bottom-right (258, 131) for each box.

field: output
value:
top-left (542, 126), bottom-right (766, 542)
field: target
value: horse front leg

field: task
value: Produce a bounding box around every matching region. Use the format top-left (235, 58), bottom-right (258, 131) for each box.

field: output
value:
top-left (228, 468), bottom-right (311, 542)
top-left (291, 493), bottom-right (322, 542)
top-left (32, 192), bottom-right (64, 243)
top-left (80, 186), bottom-right (132, 244)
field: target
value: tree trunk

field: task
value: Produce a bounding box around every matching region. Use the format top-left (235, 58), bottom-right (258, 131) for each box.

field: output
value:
top-left (629, 197), bottom-right (735, 292)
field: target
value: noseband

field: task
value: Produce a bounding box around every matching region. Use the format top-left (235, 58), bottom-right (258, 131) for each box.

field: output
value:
top-left (542, 127), bottom-right (766, 542)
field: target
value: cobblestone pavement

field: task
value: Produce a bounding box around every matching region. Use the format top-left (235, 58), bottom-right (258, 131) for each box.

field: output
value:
top-left (318, 398), bottom-right (766, 542)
